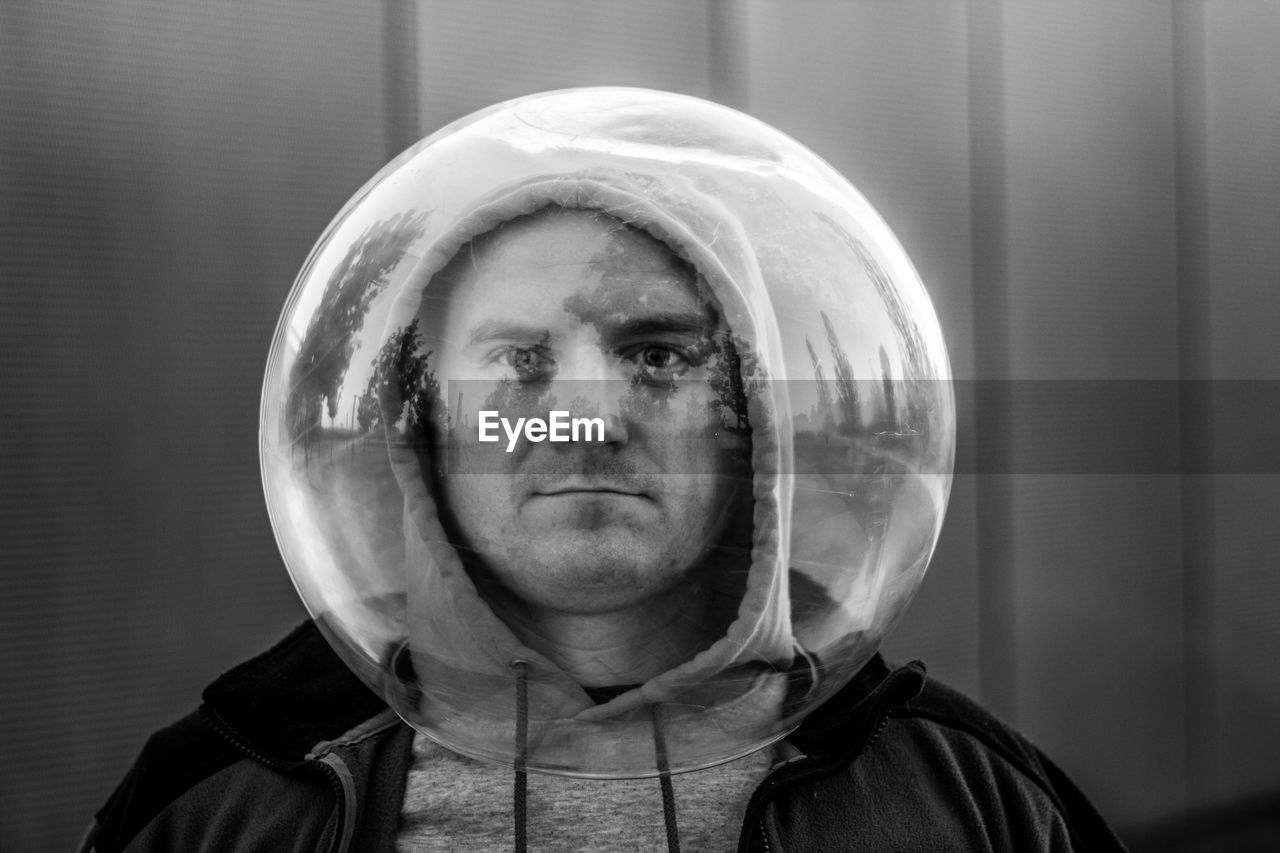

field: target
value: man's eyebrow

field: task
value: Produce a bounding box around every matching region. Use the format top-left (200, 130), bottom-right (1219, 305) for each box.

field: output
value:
top-left (467, 321), bottom-right (549, 346)
top-left (469, 313), bottom-right (717, 346)
top-left (608, 311), bottom-right (717, 339)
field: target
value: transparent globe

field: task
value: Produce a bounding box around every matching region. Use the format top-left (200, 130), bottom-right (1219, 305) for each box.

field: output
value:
top-left (260, 88), bottom-right (954, 777)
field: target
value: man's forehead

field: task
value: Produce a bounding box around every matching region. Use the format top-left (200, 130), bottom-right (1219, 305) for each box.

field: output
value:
top-left (473, 207), bottom-right (674, 270)
top-left (437, 208), bottom-right (719, 339)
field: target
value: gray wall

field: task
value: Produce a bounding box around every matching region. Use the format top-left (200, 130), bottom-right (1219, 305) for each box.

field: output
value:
top-left (1, 2), bottom-right (387, 848)
top-left (2, 1), bottom-right (1278, 849)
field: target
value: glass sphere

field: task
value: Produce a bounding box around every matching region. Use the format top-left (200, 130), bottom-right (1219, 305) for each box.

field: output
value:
top-left (260, 88), bottom-right (954, 777)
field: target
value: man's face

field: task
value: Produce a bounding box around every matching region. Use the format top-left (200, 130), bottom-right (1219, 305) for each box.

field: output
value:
top-left (430, 209), bottom-right (749, 617)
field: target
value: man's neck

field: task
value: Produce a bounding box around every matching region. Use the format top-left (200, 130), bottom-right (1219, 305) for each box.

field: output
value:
top-left (487, 583), bottom-right (721, 687)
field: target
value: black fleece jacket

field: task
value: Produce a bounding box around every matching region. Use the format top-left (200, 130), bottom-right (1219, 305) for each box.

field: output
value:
top-left (84, 621), bottom-right (1125, 852)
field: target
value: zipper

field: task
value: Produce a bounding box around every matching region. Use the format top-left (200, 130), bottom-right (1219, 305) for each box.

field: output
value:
top-left (199, 705), bottom-right (303, 772)
top-left (199, 705), bottom-right (352, 853)
top-left (756, 816), bottom-right (774, 853)
top-left (744, 753), bottom-right (806, 853)
top-left (862, 713), bottom-right (892, 755)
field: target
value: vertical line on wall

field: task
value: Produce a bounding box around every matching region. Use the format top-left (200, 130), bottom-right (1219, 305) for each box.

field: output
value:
top-left (707, 0), bottom-right (747, 110)
top-left (1172, 0), bottom-right (1216, 805)
top-left (967, 0), bottom-right (1017, 722)
top-left (383, 0), bottom-right (421, 160)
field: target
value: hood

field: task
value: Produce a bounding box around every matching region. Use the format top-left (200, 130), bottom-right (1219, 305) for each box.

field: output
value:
top-left (260, 88), bottom-right (955, 779)
top-left (383, 172), bottom-right (799, 775)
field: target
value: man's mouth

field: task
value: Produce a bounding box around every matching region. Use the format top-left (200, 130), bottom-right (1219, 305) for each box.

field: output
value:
top-left (533, 480), bottom-right (648, 498)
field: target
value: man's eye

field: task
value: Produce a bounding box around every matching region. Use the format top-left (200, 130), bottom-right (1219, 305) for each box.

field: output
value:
top-left (640, 348), bottom-right (677, 368)
top-left (623, 345), bottom-right (692, 381)
top-left (500, 347), bottom-right (556, 380)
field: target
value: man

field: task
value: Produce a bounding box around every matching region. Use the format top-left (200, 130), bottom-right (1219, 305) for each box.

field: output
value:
top-left (85, 89), bottom-right (1126, 851)
top-left (390, 204), bottom-right (800, 787)
top-left (420, 205), bottom-right (757, 692)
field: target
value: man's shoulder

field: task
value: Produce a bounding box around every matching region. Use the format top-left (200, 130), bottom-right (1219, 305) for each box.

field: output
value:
top-left (86, 621), bottom-right (396, 852)
top-left (892, 674), bottom-right (1061, 786)
top-left (858, 668), bottom-right (1126, 851)
top-left (87, 708), bottom-right (242, 852)
top-left (776, 656), bottom-right (1124, 851)
top-left (198, 619), bottom-right (390, 757)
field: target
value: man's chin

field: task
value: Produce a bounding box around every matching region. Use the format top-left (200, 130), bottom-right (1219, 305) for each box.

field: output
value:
top-left (518, 531), bottom-right (652, 577)
top-left (495, 537), bottom-right (688, 612)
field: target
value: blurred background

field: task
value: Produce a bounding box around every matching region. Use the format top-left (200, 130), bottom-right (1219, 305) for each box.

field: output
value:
top-left (3, 1), bottom-right (1278, 850)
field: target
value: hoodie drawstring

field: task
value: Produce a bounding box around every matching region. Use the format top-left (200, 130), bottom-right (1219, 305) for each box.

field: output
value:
top-left (651, 703), bottom-right (682, 853)
top-left (509, 663), bottom-right (681, 853)
top-left (511, 660), bottom-right (529, 853)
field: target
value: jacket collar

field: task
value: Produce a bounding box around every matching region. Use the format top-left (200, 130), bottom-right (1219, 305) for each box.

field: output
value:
top-left (203, 619), bottom-right (926, 767)
top-left (789, 653), bottom-right (926, 767)
top-left (202, 620), bottom-right (388, 762)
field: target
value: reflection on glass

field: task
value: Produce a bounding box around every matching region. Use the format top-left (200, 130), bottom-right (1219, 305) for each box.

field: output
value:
top-left (260, 89), bottom-right (954, 777)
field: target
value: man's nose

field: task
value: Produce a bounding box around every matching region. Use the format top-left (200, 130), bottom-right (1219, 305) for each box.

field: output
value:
top-left (551, 346), bottom-right (629, 444)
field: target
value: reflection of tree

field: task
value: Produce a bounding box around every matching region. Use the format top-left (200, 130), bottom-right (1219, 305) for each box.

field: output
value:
top-left (287, 212), bottom-right (427, 440)
top-left (822, 312), bottom-right (861, 436)
top-left (566, 395), bottom-right (600, 420)
top-left (814, 212), bottom-right (935, 430)
top-left (852, 240), bottom-right (931, 430)
top-left (705, 332), bottom-right (760, 431)
top-left (358, 319), bottom-right (446, 445)
top-left (480, 378), bottom-right (557, 423)
top-left (851, 239), bottom-right (927, 393)
top-left (356, 385), bottom-right (381, 433)
top-left (620, 372), bottom-right (675, 423)
top-left (471, 331), bottom-right (560, 422)
top-left (805, 337), bottom-right (834, 431)
top-left (878, 345), bottom-right (897, 430)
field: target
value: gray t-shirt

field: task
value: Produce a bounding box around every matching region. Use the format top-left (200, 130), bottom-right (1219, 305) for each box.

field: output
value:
top-left (395, 732), bottom-right (778, 851)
